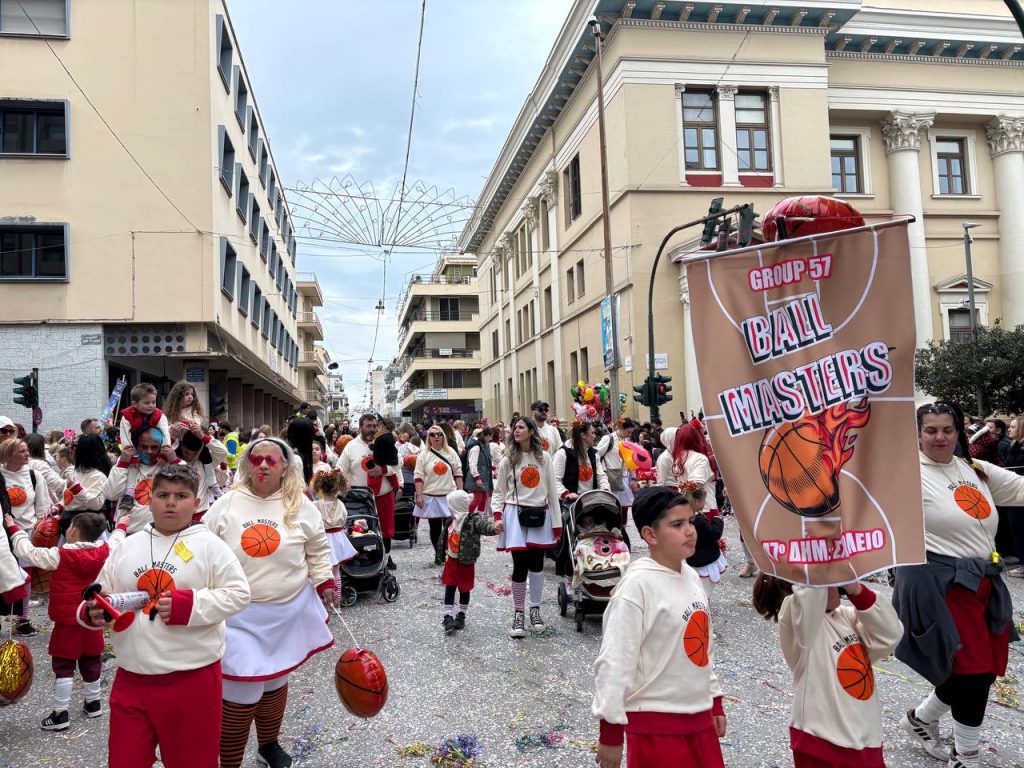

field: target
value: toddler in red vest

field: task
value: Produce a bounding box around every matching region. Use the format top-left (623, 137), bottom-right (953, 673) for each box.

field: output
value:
top-left (5, 510), bottom-right (130, 730)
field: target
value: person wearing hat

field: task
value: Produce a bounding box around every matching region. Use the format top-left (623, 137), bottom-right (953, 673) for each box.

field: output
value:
top-left (531, 400), bottom-right (563, 456)
top-left (175, 423), bottom-right (229, 522)
top-left (438, 489), bottom-right (503, 635)
top-left (0, 416), bottom-right (17, 442)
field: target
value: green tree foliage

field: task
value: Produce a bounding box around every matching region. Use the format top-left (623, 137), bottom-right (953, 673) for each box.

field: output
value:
top-left (915, 324), bottom-right (1024, 416)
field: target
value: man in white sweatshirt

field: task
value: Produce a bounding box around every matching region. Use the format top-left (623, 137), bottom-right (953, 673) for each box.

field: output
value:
top-left (531, 400), bottom-right (563, 456)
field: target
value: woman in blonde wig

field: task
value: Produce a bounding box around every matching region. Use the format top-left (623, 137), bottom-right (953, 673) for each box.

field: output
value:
top-left (204, 438), bottom-right (336, 768)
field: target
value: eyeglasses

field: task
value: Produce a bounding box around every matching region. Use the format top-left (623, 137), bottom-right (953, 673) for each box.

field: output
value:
top-left (919, 403), bottom-right (955, 416)
top-left (0, 427), bottom-right (15, 435)
top-left (428, 432), bottom-right (443, 437)
top-left (535, 405), bottom-right (550, 412)
top-left (248, 454), bottom-right (282, 467)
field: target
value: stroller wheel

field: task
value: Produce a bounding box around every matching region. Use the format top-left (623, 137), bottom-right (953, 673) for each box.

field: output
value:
top-left (409, 533), bottom-right (415, 549)
top-left (340, 586), bottom-right (358, 608)
top-left (382, 574), bottom-right (400, 603)
top-left (557, 583), bottom-right (567, 617)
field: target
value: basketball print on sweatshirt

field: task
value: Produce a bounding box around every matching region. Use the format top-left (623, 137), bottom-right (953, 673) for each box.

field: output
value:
top-left (579, 464), bottom-right (594, 483)
top-left (134, 477), bottom-right (154, 506)
top-left (681, 602), bottom-right (712, 667)
top-left (520, 466), bottom-right (541, 489)
top-left (240, 519), bottom-right (281, 558)
top-left (6, 486), bottom-right (27, 507)
top-left (836, 642), bottom-right (874, 701)
top-left (953, 484), bottom-right (991, 520)
top-left (136, 568), bottom-right (176, 614)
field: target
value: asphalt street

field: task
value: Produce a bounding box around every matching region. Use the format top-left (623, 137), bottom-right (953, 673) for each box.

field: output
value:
top-left (3, 518), bottom-right (1024, 768)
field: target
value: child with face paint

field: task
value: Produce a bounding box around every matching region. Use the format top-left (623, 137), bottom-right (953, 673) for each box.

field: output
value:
top-left (102, 427), bottom-right (185, 535)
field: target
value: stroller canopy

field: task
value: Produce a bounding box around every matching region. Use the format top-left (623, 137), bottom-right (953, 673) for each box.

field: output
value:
top-left (570, 490), bottom-right (622, 530)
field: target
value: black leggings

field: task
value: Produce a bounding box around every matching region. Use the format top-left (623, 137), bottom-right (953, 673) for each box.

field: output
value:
top-left (428, 518), bottom-right (445, 550)
top-left (443, 586), bottom-right (471, 606)
top-left (935, 673), bottom-right (996, 727)
top-left (511, 549), bottom-right (545, 582)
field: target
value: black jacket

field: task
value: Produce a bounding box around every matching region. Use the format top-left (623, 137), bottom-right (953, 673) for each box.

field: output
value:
top-left (371, 432), bottom-right (398, 467)
top-left (686, 513), bottom-right (724, 568)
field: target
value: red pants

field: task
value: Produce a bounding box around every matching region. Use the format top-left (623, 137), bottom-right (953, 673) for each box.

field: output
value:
top-left (626, 727), bottom-right (724, 768)
top-left (375, 491), bottom-right (395, 538)
top-left (109, 662), bottom-right (222, 768)
top-left (469, 491), bottom-right (490, 514)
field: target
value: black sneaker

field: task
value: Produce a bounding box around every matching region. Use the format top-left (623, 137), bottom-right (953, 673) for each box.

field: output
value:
top-left (453, 612), bottom-right (466, 630)
top-left (83, 699), bottom-right (102, 718)
top-left (386, 558), bottom-right (397, 571)
top-left (256, 741), bottom-right (293, 768)
top-left (41, 710), bottom-right (69, 731)
top-left (14, 620), bottom-right (38, 638)
top-left (442, 615), bottom-right (456, 635)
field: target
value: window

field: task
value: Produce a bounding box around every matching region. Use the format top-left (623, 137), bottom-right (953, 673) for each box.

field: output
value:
top-left (261, 299), bottom-right (271, 338)
top-left (0, 225), bottom-right (66, 280)
top-left (275, 257), bottom-right (285, 291)
top-left (580, 347), bottom-right (590, 382)
top-left (570, 351), bottom-right (579, 385)
top-left (529, 301), bottom-right (536, 337)
top-left (830, 136), bottom-right (861, 194)
top-left (936, 138), bottom-right (968, 195)
top-left (442, 371), bottom-right (464, 388)
top-left (260, 221), bottom-right (270, 262)
top-left (566, 267), bottom-right (575, 305)
top-left (576, 259), bottom-right (585, 298)
top-left (276, 197), bottom-right (284, 231)
top-left (251, 285), bottom-right (263, 328)
top-left (546, 361), bottom-right (556, 409)
top-left (489, 266), bottom-right (496, 304)
top-left (215, 15), bottom-right (233, 90)
top-left (563, 154), bottom-right (582, 223)
top-left (543, 286), bottom-right (553, 329)
top-left (682, 90), bottom-right (719, 171)
top-left (250, 207), bottom-right (261, 246)
top-left (247, 109), bottom-right (259, 161)
top-left (288, 235), bottom-right (296, 264)
top-left (948, 308), bottom-right (977, 344)
top-left (540, 198), bottom-right (550, 252)
top-left (268, 172), bottom-right (277, 211)
top-left (237, 266), bottom-right (251, 316)
top-left (439, 298), bottom-right (460, 321)
top-left (505, 318), bottom-right (512, 348)
top-left (235, 166), bottom-right (250, 223)
top-left (492, 329), bottom-right (499, 358)
top-left (735, 93), bottom-right (770, 172)
top-left (258, 141), bottom-right (268, 188)
top-left (0, 0), bottom-right (68, 37)
top-left (0, 101), bottom-right (66, 156)
top-left (218, 126), bottom-right (234, 194)
top-left (232, 67), bottom-right (248, 130)
top-left (220, 237), bottom-right (237, 300)
top-left (269, 244), bottom-right (278, 278)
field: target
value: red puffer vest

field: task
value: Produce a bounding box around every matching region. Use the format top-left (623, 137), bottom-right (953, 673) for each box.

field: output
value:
top-left (49, 544), bottom-right (110, 625)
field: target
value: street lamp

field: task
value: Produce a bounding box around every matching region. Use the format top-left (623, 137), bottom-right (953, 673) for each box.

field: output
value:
top-left (962, 222), bottom-right (983, 416)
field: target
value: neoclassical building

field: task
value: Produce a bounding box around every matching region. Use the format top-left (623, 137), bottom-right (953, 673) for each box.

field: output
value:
top-left (458, 0), bottom-right (1024, 422)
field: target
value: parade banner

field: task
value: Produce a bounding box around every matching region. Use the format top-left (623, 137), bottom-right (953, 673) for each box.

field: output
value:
top-left (100, 378), bottom-right (127, 424)
top-left (684, 220), bottom-right (924, 585)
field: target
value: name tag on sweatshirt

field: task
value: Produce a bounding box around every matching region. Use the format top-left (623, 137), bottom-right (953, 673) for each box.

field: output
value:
top-left (173, 541), bottom-right (194, 562)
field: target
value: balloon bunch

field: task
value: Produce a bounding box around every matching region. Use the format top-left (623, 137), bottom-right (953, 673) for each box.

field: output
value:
top-left (569, 379), bottom-right (612, 422)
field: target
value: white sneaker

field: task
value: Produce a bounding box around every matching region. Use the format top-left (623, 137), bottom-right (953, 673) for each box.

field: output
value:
top-left (509, 611), bottom-right (526, 639)
top-left (901, 708), bottom-right (950, 760)
top-left (529, 606), bottom-right (545, 632)
top-left (948, 749), bottom-right (980, 768)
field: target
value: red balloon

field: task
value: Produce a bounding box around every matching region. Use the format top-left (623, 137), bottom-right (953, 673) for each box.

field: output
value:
top-left (0, 639), bottom-right (33, 703)
top-left (761, 196), bottom-right (864, 242)
top-left (334, 648), bottom-right (388, 718)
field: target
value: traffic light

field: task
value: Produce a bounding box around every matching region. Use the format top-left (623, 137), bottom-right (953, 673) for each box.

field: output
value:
top-left (210, 395), bottom-right (228, 419)
top-left (653, 374), bottom-right (673, 407)
top-left (700, 197), bottom-right (725, 246)
top-left (12, 372), bottom-right (38, 409)
top-left (737, 204), bottom-right (757, 247)
top-left (632, 380), bottom-right (651, 407)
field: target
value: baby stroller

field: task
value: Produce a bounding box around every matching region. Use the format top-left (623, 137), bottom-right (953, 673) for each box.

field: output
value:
top-left (339, 488), bottom-right (400, 606)
top-left (557, 490), bottom-right (630, 633)
top-left (391, 492), bottom-right (418, 548)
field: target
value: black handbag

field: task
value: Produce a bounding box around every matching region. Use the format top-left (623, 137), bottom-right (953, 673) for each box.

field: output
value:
top-left (513, 463), bottom-right (547, 528)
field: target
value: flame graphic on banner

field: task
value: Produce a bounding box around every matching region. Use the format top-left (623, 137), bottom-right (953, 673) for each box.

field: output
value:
top-left (759, 399), bottom-right (871, 518)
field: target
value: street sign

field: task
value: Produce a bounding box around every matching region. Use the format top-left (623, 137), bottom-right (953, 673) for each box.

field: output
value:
top-left (601, 296), bottom-right (616, 370)
top-left (415, 388), bottom-right (448, 400)
top-left (32, 406), bottom-right (42, 427)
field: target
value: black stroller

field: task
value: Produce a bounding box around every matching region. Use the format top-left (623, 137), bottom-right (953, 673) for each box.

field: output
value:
top-left (391, 491), bottom-right (418, 548)
top-left (339, 488), bottom-right (400, 606)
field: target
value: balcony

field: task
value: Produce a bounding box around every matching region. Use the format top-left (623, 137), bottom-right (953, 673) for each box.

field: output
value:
top-left (294, 273), bottom-right (324, 307)
top-left (302, 389), bottom-right (325, 408)
top-left (298, 350), bottom-right (326, 373)
top-left (397, 274), bottom-right (476, 326)
top-left (399, 384), bottom-right (484, 411)
top-left (397, 311), bottom-right (480, 354)
top-left (297, 312), bottom-right (323, 340)
top-left (397, 348), bottom-right (480, 383)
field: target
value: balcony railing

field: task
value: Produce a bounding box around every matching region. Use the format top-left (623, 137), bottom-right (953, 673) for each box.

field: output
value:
top-left (397, 311), bottom-right (480, 348)
top-left (294, 273), bottom-right (324, 306)
top-left (397, 348), bottom-right (479, 377)
top-left (302, 389), bottom-right (325, 405)
top-left (299, 351), bottom-right (325, 371)
top-left (296, 312), bottom-right (323, 337)
top-left (396, 273), bottom-right (475, 319)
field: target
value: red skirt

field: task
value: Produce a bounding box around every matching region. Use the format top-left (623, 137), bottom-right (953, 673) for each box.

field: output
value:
top-left (791, 727), bottom-right (885, 768)
top-left (625, 727), bottom-right (723, 768)
top-left (50, 623), bottom-right (105, 660)
top-left (375, 491), bottom-right (395, 538)
top-left (946, 577), bottom-right (1010, 676)
top-left (441, 559), bottom-right (475, 592)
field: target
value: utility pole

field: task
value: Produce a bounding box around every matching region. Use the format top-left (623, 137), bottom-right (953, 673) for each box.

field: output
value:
top-left (589, 16), bottom-right (620, 419)
top-left (963, 222), bottom-right (984, 417)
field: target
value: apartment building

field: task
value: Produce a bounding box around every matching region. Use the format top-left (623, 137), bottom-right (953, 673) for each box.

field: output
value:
top-left (395, 253), bottom-right (482, 423)
top-left (326, 370), bottom-right (349, 422)
top-left (461, 0), bottom-right (1024, 423)
top-left (0, 0), bottom-right (324, 431)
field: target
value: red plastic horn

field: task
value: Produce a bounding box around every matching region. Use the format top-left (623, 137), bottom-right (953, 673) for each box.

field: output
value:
top-left (82, 583), bottom-right (135, 633)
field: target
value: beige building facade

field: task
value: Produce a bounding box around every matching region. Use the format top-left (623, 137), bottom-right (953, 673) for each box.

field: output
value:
top-left (0, 0), bottom-right (324, 431)
top-left (460, 0), bottom-right (1024, 424)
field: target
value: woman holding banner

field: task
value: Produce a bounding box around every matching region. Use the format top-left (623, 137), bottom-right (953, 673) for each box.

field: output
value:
top-left (896, 401), bottom-right (1024, 768)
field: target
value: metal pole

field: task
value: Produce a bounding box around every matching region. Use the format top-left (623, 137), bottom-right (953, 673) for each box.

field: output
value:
top-left (1003, 0), bottom-right (1024, 37)
top-left (591, 19), bottom-right (620, 419)
top-left (963, 222), bottom-right (984, 417)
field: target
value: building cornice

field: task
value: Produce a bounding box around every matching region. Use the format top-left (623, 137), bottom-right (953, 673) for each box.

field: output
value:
top-left (827, 50), bottom-right (1024, 68)
top-left (609, 17), bottom-right (829, 37)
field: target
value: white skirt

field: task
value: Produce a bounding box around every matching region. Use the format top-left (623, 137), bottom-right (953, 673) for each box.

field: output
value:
top-left (497, 503), bottom-right (558, 551)
top-left (414, 495), bottom-right (451, 520)
top-left (612, 486), bottom-right (635, 509)
top-left (326, 529), bottom-right (357, 565)
top-left (694, 552), bottom-right (730, 584)
top-left (222, 584), bottom-right (334, 681)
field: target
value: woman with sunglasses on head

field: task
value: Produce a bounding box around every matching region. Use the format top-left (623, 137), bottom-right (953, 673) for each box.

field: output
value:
top-left (204, 438), bottom-right (336, 768)
top-left (896, 401), bottom-right (1024, 768)
top-left (492, 416), bottom-right (563, 638)
top-left (413, 426), bottom-right (464, 565)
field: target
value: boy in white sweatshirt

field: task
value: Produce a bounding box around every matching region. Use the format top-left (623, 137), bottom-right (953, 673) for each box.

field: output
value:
top-left (81, 464), bottom-right (250, 768)
top-left (592, 486), bottom-right (727, 768)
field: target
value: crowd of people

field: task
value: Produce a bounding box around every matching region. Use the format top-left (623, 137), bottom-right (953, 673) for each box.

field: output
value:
top-left (2, 383), bottom-right (1024, 768)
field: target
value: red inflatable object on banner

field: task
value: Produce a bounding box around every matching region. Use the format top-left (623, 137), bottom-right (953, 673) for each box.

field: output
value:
top-left (335, 648), bottom-right (388, 718)
top-left (761, 196), bottom-right (865, 242)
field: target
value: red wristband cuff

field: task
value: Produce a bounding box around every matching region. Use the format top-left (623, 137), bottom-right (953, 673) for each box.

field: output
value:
top-left (315, 580), bottom-right (334, 597)
top-left (166, 589), bottom-right (194, 625)
top-left (847, 585), bottom-right (877, 610)
top-left (599, 720), bottom-right (625, 747)
top-left (712, 695), bottom-right (725, 717)
top-left (70, 483), bottom-right (83, 495)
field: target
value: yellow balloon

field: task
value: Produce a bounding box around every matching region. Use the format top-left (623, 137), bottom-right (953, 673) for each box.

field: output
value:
top-left (577, 380), bottom-right (586, 389)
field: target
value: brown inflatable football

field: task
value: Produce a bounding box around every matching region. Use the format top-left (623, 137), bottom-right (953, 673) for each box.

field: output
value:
top-left (334, 648), bottom-right (388, 718)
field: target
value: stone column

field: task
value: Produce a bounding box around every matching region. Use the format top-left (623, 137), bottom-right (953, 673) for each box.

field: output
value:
top-left (252, 388), bottom-right (265, 426)
top-left (241, 383), bottom-right (254, 429)
top-left (494, 237), bottom-right (510, 415)
top-left (768, 86), bottom-right (784, 187)
top-left (717, 85), bottom-right (741, 187)
top-left (680, 272), bottom-right (702, 415)
top-left (263, 393), bottom-right (274, 431)
top-left (524, 196), bottom-right (544, 408)
top-left (986, 116), bottom-right (1024, 329)
top-left (541, 170), bottom-right (564, 417)
top-left (881, 110), bottom-right (935, 346)
top-left (227, 378), bottom-right (242, 427)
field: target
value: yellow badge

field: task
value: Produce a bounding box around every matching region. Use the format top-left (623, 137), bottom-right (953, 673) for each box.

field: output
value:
top-left (993, 551), bottom-right (1000, 564)
top-left (173, 541), bottom-right (193, 562)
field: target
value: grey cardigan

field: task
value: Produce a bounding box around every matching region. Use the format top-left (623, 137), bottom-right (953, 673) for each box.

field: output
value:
top-left (892, 552), bottom-right (1017, 685)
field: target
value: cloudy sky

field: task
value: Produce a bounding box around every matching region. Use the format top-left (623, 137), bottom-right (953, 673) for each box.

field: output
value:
top-left (230, 0), bottom-right (574, 411)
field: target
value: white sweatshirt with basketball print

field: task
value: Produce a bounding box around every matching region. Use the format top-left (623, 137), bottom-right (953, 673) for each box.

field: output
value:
top-left (202, 487), bottom-right (334, 604)
top-left (81, 523), bottom-right (250, 675)
top-left (490, 452), bottom-right (562, 524)
top-left (413, 446), bottom-right (462, 496)
top-left (102, 459), bottom-right (184, 535)
top-left (592, 558), bottom-right (724, 746)
top-left (780, 585), bottom-right (903, 754)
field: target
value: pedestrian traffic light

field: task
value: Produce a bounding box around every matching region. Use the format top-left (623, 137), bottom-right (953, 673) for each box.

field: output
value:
top-left (700, 197), bottom-right (725, 246)
top-left (210, 395), bottom-right (227, 419)
top-left (632, 380), bottom-right (651, 407)
top-left (12, 372), bottom-right (38, 409)
top-left (653, 374), bottom-right (673, 406)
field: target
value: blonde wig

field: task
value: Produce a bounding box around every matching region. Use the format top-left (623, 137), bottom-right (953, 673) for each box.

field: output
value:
top-left (234, 438), bottom-right (306, 528)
